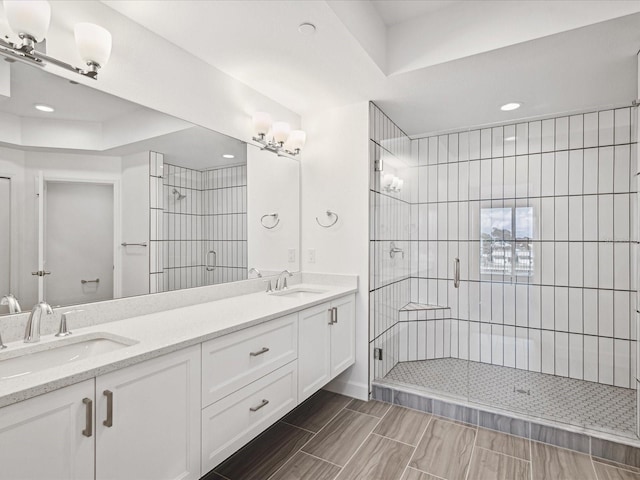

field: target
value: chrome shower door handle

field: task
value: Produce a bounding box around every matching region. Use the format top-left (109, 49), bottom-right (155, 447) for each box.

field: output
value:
top-left (453, 258), bottom-right (460, 288)
top-left (206, 250), bottom-right (217, 271)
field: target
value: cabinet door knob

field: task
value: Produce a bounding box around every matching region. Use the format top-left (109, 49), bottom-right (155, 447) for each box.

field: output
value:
top-left (82, 397), bottom-right (93, 437)
top-left (250, 347), bottom-right (270, 357)
top-left (103, 390), bottom-right (113, 427)
top-left (249, 399), bottom-right (269, 412)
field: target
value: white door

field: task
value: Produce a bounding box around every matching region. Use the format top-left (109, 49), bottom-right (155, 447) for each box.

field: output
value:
top-left (43, 181), bottom-right (114, 307)
top-left (0, 380), bottom-right (95, 480)
top-left (0, 177), bottom-right (10, 297)
top-left (95, 346), bottom-right (201, 480)
top-left (330, 294), bottom-right (356, 378)
top-left (298, 302), bottom-right (332, 402)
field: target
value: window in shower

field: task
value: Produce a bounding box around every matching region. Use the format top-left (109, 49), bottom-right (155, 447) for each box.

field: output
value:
top-left (480, 207), bottom-right (534, 276)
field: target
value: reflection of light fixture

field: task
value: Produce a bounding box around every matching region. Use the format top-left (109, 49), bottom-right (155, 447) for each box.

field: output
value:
top-left (222, 154), bottom-right (235, 159)
top-left (0, 0), bottom-right (112, 80)
top-left (500, 102), bottom-right (521, 111)
top-left (252, 112), bottom-right (306, 157)
top-left (34, 103), bottom-right (54, 112)
top-left (381, 172), bottom-right (403, 193)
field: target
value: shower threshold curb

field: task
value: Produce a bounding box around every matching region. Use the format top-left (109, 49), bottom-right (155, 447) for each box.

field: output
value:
top-left (373, 379), bottom-right (640, 470)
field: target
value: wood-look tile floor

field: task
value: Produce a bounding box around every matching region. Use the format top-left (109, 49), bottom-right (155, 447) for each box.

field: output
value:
top-left (204, 390), bottom-right (640, 480)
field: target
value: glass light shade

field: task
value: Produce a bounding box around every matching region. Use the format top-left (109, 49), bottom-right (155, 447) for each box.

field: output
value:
top-left (396, 179), bottom-right (404, 191)
top-left (382, 173), bottom-right (394, 189)
top-left (390, 176), bottom-right (400, 190)
top-left (252, 112), bottom-right (272, 136)
top-left (74, 22), bottom-right (112, 67)
top-left (287, 130), bottom-right (306, 151)
top-left (271, 121), bottom-right (290, 144)
top-left (4, 0), bottom-right (51, 42)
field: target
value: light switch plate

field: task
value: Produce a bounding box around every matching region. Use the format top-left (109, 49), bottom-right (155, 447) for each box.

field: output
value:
top-left (288, 249), bottom-right (296, 263)
top-left (308, 249), bottom-right (316, 264)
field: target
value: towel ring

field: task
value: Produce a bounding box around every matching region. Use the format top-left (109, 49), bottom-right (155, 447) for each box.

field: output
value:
top-left (261, 213), bottom-right (280, 229)
top-left (316, 210), bottom-right (339, 228)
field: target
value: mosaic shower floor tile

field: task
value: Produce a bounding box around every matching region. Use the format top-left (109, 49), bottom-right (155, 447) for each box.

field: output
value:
top-left (383, 358), bottom-right (637, 438)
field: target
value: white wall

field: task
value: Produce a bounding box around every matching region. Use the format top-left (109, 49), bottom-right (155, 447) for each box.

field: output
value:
top-left (121, 151), bottom-right (150, 298)
top-left (301, 102), bottom-right (370, 400)
top-left (247, 146), bottom-right (300, 274)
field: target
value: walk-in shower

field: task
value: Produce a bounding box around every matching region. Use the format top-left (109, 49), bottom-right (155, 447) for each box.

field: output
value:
top-left (369, 102), bottom-right (639, 442)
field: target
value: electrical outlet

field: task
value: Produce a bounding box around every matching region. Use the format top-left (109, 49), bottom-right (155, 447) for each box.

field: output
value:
top-left (308, 249), bottom-right (316, 264)
top-left (288, 249), bottom-right (296, 263)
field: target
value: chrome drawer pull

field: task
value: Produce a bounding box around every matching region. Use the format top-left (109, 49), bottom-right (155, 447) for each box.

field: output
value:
top-left (328, 308), bottom-right (333, 325)
top-left (250, 347), bottom-right (270, 357)
top-left (250, 399), bottom-right (269, 412)
top-left (103, 390), bottom-right (113, 427)
top-left (82, 398), bottom-right (92, 437)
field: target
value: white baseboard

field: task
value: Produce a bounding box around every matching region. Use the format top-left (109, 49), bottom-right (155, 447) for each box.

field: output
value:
top-left (323, 378), bottom-right (369, 401)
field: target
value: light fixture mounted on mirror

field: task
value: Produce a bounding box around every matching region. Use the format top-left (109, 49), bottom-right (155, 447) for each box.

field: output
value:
top-left (0, 0), bottom-right (112, 80)
top-left (252, 112), bottom-right (306, 158)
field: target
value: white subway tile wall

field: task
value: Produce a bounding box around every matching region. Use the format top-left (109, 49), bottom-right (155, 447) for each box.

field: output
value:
top-left (403, 107), bottom-right (638, 390)
top-left (149, 153), bottom-right (247, 293)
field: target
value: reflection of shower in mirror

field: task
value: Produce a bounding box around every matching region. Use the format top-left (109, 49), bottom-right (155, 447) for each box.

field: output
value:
top-left (172, 188), bottom-right (186, 200)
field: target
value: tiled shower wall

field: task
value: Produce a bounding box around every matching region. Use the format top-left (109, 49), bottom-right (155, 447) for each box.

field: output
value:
top-left (369, 103), bottom-right (413, 384)
top-left (149, 152), bottom-right (247, 293)
top-left (408, 107), bottom-right (638, 389)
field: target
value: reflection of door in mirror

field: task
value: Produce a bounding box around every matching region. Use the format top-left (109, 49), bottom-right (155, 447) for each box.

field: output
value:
top-left (43, 181), bottom-right (115, 306)
top-left (0, 177), bottom-right (10, 312)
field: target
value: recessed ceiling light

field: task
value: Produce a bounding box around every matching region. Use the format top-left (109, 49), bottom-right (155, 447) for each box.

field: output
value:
top-left (222, 154), bottom-right (235, 159)
top-left (34, 104), bottom-right (55, 113)
top-left (298, 23), bottom-right (316, 35)
top-left (500, 102), bottom-right (521, 111)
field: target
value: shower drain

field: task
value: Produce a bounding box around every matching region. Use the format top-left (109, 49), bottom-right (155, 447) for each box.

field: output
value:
top-left (513, 386), bottom-right (531, 395)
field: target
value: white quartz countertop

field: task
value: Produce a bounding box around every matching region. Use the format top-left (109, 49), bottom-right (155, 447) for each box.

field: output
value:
top-left (0, 280), bottom-right (357, 408)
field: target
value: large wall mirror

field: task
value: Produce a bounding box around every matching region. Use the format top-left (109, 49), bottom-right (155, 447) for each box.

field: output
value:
top-left (0, 61), bottom-right (300, 316)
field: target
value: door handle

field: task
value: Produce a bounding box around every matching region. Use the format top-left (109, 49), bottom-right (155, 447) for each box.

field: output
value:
top-left (453, 258), bottom-right (460, 288)
top-left (103, 390), bottom-right (113, 427)
top-left (82, 398), bottom-right (92, 437)
top-left (31, 270), bottom-right (51, 276)
top-left (206, 250), bottom-right (217, 271)
top-left (333, 307), bottom-right (338, 324)
top-left (328, 308), bottom-right (334, 325)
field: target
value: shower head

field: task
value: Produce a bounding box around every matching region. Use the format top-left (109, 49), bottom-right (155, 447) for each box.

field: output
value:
top-left (172, 188), bottom-right (186, 200)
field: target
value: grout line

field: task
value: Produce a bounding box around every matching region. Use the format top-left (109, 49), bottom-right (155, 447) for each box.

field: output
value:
top-left (473, 446), bottom-right (531, 464)
top-left (300, 451), bottom-right (343, 469)
top-left (370, 432), bottom-right (417, 448)
top-left (405, 414), bottom-right (434, 472)
top-left (278, 420), bottom-right (316, 435)
top-left (591, 455), bottom-right (601, 480)
top-left (464, 421), bottom-right (479, 480)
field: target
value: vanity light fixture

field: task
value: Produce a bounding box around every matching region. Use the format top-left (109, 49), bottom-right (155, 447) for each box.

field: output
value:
top-left (34, 103), bottom-right (54, 112)
top-left (252, 112), bottom-right (306, 157)
top-left (381, 173), bottom-right (403, 193)
top-left (0, 0), bottom-right (112, 80)
top-left (500, 102), bottom-right (521, 111)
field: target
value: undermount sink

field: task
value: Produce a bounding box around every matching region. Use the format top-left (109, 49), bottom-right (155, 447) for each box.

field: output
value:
top-left (0, 333), bottom-right (138, 381)
top-left (269, 287), bottom-right (327, 299)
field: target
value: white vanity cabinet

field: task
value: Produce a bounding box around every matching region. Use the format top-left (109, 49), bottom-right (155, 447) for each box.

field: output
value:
top-left (0, 379), bottom-right (95, 480)
top-left (298, 294), bottom-right (356, 402)
top-left (95, 345), bottom-right (201, 480)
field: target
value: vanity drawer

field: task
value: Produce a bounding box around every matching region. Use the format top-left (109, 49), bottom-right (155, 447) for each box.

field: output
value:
top-left (202, 313), bottom-right (297, 407)
top-left (201, 361), bottom-right (298, 472)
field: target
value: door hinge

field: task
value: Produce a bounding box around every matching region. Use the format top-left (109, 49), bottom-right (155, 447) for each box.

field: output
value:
top-left (374, 348), bottom-right (383, 360)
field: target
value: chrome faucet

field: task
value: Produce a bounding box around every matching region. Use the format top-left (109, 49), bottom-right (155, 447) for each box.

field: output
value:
top-left (249, 267), bottom-right (263, 278)
top-left (1, 294), bottom-right (21, 314)
top-left (24, 302), bottom-right (54, 343)
top-left (275, 270), bottom-right (293, 291)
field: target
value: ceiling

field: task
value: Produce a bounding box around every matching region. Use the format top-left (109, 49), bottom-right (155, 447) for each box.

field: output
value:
top-left (370, 0), bottom-right (459, 26)
top-left (100, 1), bottom-right (640, 136)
